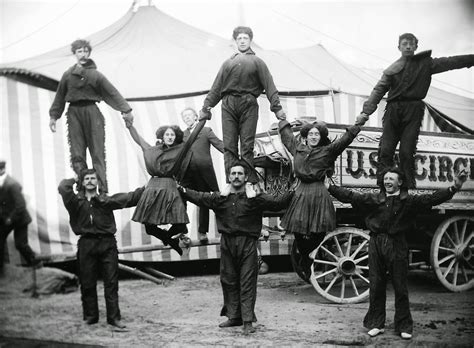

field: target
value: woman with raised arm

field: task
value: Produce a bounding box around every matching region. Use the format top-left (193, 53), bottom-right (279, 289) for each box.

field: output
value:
top-left (277, 114), bottom-right (368, 279)
top-left (125, 116), bottom-right (207, 255)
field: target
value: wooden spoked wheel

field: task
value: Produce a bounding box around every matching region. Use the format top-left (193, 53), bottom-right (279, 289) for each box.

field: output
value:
top-left (309, 227), bottom-right (370, 303)
top-left (430, 216), bottom-right (474, 292)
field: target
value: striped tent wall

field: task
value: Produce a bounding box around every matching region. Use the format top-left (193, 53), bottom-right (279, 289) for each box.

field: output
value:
top-left (0, 78), bottom-right (440, 264)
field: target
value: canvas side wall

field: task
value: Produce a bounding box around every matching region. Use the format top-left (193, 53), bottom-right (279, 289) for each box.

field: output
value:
top-left (0, 78), bottom-right (440, 264)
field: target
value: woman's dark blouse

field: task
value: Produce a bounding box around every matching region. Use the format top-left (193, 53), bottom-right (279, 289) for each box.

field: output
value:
top-left (278, 120), bottom-right (361, 183)
top-left (142, 120), bottom-right (206, 180)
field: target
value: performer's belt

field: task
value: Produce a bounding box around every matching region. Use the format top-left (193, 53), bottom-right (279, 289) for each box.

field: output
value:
top-left (69, 100), bottom-right (97, 107)
top-left (388, 97), bottom-right (422, 103)
top-left (224, 92), bottom-right (256, 98)
top-left (81, 233), bottom-right (115, 239)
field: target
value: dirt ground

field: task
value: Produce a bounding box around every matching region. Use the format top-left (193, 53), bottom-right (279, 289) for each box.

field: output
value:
top-left (0, 263), bottom-right (473, 347)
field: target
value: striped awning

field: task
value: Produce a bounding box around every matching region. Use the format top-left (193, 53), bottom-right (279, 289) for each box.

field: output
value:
top-left (0, 77), bottom-right (444, 264)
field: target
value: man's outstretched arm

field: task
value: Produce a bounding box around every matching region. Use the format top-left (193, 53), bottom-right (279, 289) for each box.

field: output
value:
top-left (255, 191), bottom-right (294, 211)
top-left (431, 54), bottom-right (474, 74)
top-left (328, 184), bottom-right (377, 209)
top-left (178, 186), bottom-right (220, 210)
top-left (413, 170), bottom-right (468, 211)
top-left (106, 186), bottom-right (146, 210)
top-left (361, 74), bottom-right (391, 116)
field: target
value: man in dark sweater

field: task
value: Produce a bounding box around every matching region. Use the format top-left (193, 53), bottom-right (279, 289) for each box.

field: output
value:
top-left (179, 164), bottom-right (292, 335)
top-left (58, 169), bottom-right (144, 329)
top-left (361, 33), bottom-right (474, 189)
top-left (328, 167), bottom-right (467, 340)
top-left (50, 39), bottom-right (134, 193)
top-left (199, 26), bottom-right (286, 183)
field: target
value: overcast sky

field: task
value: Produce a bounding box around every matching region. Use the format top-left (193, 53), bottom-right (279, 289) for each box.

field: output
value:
top-left (1, 0), bottom-right (473, 97)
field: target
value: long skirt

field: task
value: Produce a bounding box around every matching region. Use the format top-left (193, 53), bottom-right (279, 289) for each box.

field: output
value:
top-left (281, 180), bottom-right (336, 235)
top-left (132, 177), bottom-right (189, 225)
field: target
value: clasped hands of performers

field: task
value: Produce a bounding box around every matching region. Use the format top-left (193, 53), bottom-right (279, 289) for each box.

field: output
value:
top-left (199, 107), bottom-right (213, 121)
top-left (275, 109), bottom-right (287, 121)
top-left (122, 111), bottom-right (134, 128)
top-left (355, 113), bottom-right (369, 126)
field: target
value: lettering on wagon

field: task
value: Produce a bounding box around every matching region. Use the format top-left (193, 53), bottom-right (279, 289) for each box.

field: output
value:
top-left (344, 150), bottom-right (473, 183)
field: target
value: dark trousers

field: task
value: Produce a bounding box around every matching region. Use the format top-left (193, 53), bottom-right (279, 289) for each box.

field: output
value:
top-left (67, 104), bottom-right (108, 192)
top-left (363, 233), bottom-right (413, 334)
top-left (294, 232), bottom-right (325, 273)
top-left (77, 235), bottom-right (120, 323)
top-left (181, 169), bottom-right (218, 233)
top-left (0, 223), bottom-right (35, 269)
top-left (221, 95), bottom-right (259, 183)
top-left (219, 233), bottom-right (259, 323)
top-left (377, 101), bottom-right (424, 189)
top-left (197, 206), bottom-right (210, 234)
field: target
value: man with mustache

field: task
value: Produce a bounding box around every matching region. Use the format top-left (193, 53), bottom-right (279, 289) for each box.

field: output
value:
top-left (49, 39), bottom-right (134, 193)
top-left (178, 164), bottom-right (293, 335)
top-left (58, 168), bottom-right (144, 329)
top-left (328, 167), bottom-right (467, 340)
top-left (199, 26), bottom-right (287, 185)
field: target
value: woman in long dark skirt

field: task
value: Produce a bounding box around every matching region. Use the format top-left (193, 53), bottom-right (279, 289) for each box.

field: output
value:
top-left (278, 115), bottom-right (367, 278)
top-left (125, 117), bottom-right (207, 255)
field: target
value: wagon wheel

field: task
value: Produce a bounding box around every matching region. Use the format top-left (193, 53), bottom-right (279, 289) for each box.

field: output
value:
top-left (290, 241), bottom-right (311, 283)
top-left (309, 227), bottom-right (370, 303)
top-left (430, 216), bottom-right (474, 292)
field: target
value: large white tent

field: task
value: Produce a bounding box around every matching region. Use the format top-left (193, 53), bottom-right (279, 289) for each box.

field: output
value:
top-left (1, 4), bottom-right (473, 264)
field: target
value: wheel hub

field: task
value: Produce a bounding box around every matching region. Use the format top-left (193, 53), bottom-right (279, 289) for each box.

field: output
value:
top-left (454, 245), bottom-right (472, 261)
top-left (461, 246), bottom-right (472, 262)
top-left (338, 257), bottom-right (356, 276)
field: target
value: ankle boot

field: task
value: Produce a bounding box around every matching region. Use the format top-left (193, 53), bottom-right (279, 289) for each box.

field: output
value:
top-left (145, 225), bottom-right (169, 245)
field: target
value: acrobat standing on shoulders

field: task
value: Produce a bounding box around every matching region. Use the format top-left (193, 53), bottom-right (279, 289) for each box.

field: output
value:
top-left (200, 26), bottom-right (287, 185)
top-left (49, 39), bottom-right (134, 193)
top-left (361, 33), bottom-right (474, 189)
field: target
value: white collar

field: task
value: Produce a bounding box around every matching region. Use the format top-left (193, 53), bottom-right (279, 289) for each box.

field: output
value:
top-left (0, 172), bottom-right (7, 187)
top-left (386, 190), bottom-right (400, 197)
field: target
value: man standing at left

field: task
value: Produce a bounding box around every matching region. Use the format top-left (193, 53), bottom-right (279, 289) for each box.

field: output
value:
top-left (50, 39), bottom-right (134, 193)
top-left (58, 168), bottom-right (144, 329)
top-left (180, 107), bottom-right (224, 244)
top-left (0, 159), bottom-right (37, 276)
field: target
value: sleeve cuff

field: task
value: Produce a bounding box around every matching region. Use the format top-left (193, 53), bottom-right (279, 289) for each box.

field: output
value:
top-left (278, 120), bottom-right (290, 130)
top-left (270, 105), bottom-right (283, 113)
top-left (346, 125), bottom-right (361, 136)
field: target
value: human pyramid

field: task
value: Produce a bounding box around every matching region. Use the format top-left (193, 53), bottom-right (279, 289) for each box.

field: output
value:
top-left (46, 27), bottom-right (472, 337)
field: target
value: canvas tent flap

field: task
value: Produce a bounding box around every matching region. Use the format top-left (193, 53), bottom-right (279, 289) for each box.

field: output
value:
top-left (0, 6), bottom-right (235, 98)
top-left (1, 5), bottom-right (472, 130)
top-left (264, 44), bottom-right (377, 95)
